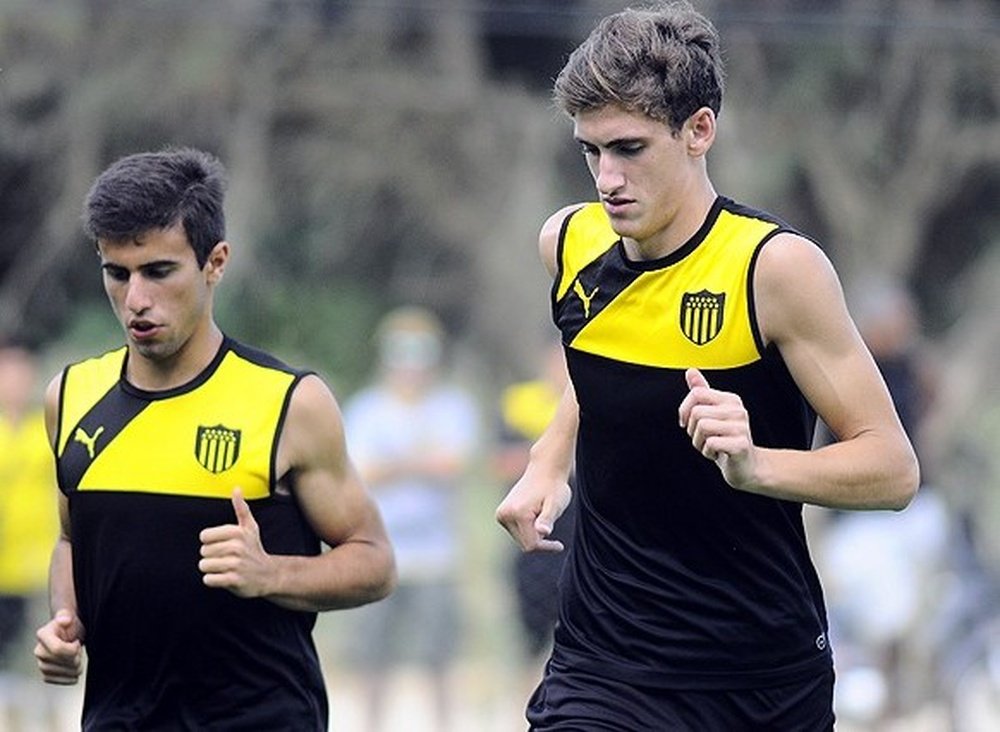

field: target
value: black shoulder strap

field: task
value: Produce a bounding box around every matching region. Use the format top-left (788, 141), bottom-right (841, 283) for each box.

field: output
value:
top-left (58, 384), bottom-right (151, 494)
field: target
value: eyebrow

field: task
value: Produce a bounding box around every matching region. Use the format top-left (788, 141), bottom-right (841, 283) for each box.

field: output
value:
top-left (100, 259), bottom-right (179, 272)
top-left (574, 134), bottom-right (645, 148)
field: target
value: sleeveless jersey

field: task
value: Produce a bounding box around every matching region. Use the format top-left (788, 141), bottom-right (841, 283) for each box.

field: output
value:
top-left (550, 197), bottom-right (832, 689)
top-left (56, 337), bottom-right (328, 730)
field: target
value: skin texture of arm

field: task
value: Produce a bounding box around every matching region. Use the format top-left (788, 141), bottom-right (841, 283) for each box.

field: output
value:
top-left (495, 206), bottom-right (582, 552)
top-left (494, 381), bottom-right (577, 552)
top-left (199, 373), bottom-right (396, 611)
top-left (678, 232), bottom-right (920, 510)
top-left (34, 373), bottom-right (85, 685)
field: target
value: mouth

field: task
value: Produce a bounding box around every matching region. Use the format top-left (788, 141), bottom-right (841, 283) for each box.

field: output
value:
top-left (602, 196), bottom-right (635, 215)
top-left (128, 320), bottom-right (161, 341)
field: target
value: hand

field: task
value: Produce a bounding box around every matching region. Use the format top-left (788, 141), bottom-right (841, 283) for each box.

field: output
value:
top-left (678, 368), bottom-right (759, 490)
top-left (35, 609), bottom-right (84, 685)
top-left (496, 466), bottom-right (572, 553)
top-left (199, 488), bottom-right (275, 598)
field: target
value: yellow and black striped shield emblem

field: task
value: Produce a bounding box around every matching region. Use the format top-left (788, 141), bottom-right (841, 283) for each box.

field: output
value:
top-left (680, 290), bottom-right (726, 345)
top-left (195, 424), bottom-right (241, 474)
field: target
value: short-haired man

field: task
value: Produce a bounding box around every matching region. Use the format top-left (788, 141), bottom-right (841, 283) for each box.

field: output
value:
top-left (496, 3), bottom-right (919, 729)
top-left (34, 147), bottom-right (396, 730)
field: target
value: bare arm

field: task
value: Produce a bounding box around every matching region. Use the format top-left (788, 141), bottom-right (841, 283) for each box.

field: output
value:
top-left (35, 373), bottom-right (85, 684)
top-left (495, 381), bottom-right (578, 551)
top-left (495, 206), bottom-right (582, 551)
top-left (199, 374), bottom-right (395, 612)
top-left (679, 233), bottom-right (919, 510)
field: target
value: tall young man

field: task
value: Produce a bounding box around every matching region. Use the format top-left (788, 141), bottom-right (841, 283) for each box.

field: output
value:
top-left (496, 3), bottom-right (919, 729)
top-left (34, 147), bottom-right (395, 730)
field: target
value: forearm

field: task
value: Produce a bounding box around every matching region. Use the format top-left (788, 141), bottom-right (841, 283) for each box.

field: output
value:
top-left (263, 538), bottom-right (396, 613)
top-left (48, 537), bottom-right (78, 617)
top-left (525, 381), bottom-right (578, 481)
top-left (749, 430), bottom-right (919, 510)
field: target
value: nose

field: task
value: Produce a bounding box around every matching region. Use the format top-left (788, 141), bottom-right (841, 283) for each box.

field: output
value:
top-left (123, 275), bottom-right (152, 314)
top-left (595, 155), bottom-right (625, 196)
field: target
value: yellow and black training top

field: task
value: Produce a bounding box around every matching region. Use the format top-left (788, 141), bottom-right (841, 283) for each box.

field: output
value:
top-left (548, 197), bottom-right (832, 691)
top-left (56, 337), bottom-right (327, 730)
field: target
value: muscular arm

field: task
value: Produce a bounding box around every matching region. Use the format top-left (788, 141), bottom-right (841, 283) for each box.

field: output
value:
top-left (681, 233), bottom-right (919, 510)
top-left (199, 374), bottom-right (395, 612)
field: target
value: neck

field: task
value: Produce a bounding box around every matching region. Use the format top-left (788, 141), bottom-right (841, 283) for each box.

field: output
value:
top-left (127, 323), bottom-right (223, 391)
top-left (625, 182), bottom-right (717, 261)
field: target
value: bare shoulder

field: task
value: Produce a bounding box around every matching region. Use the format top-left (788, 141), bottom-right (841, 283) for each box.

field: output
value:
top-left (43, 370), bottom-right (65, 446)
top-left (280, 373), bottom-right (347, 472)
top-left (755, 232), bottom-right (849, 346)
top-left (288, 372), bottom-right (340, 414)
top-left (539, 203), bottom-right (589, 277)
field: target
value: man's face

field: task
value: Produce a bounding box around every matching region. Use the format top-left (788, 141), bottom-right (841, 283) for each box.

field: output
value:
top-left (573, 105), bottom-right (699, 249)
top-left (98, 224), bottom-right (226, 363)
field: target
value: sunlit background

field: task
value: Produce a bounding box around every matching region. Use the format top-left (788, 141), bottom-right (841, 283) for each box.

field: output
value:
top-left (1, 1), bottom-right (998, 730)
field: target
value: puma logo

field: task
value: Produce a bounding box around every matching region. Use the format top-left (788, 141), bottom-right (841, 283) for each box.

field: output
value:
top-left (74, 426), bottom-right (105, 459)
top-left (573, 279), bottom-right (600, 319)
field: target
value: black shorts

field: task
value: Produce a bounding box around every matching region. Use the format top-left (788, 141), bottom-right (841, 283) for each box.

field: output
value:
top-left (527, 658), bottom-right (835, 731)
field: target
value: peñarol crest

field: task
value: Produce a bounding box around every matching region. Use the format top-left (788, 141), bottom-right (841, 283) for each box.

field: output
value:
top-left (195, 424), bottom-right (241, 474)
top-left (680, 290), bottom-right (726, 345)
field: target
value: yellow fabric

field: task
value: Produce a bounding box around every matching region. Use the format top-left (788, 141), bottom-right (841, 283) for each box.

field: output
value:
top-left (0, 410), bottom-right (58, 594)
top-left (56, 347), bottom-right (125, 457)
top-left (559, 203), bottom-right (776, 369)
top-left (59, 348), bottom-right (295, 500)
top-left (500, 380), bottom-right (561, 442)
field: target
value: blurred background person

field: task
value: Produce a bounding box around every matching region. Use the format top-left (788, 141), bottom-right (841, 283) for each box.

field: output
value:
top-left (341, 307), bottom-right (480, 732)
top-left (0, 342), bottom-right (61, 731)
top-left (816, 278), bottom-right (952, 728)
top-left (492, 340), bottom-right (576, 691)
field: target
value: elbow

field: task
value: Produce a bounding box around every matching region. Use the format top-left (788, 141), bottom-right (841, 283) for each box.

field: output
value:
top-left (375, 562), bottom-right (398, 602)
top-left (366, 544), bottom-right (398, 603)
top-left (884, 449), bottom-right (921, 512)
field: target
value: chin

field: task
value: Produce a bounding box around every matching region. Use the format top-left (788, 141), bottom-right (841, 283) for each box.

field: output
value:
top-left (131, 339), bottom-right (174, 361)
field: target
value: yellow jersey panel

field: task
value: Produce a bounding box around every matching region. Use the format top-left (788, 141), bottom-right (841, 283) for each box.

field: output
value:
top-left (555, 204), bottom-right (618, 302)
top-left (58, 341), bottom-right (299, 500)
top-left (57, 347), bottom-right (125, 456)
top-left (556, 202), bottom-right (779, 369)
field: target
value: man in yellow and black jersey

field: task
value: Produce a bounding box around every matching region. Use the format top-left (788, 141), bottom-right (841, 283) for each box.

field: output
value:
top-left (33, 147), bottom-right (395, 731)
top-left (496, 3), bottom-right (919, 730)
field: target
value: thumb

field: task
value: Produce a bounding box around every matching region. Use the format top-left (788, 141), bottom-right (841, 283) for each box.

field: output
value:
top-left (685, 367), bottom-right (709, 390)
top-left (53, 609), bottom-right (78, 641)
top-left (535, 493), bottom-right (565, 538)
top-left (231, 487), bottom-right (256, 529)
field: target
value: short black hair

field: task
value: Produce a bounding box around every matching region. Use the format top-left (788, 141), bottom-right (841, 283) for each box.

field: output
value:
top-left (83, 147), bottom-right (227, 267)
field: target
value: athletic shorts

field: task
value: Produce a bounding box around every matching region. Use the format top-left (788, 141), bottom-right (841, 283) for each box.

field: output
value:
top-left (526, 658), bottom-right (835, 731)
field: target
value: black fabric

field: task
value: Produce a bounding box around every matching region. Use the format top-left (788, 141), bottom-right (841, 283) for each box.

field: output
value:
top-left (528, 657), bottom-right (835, 731)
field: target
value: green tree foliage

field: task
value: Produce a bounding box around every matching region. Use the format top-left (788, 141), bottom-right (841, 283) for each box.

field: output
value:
top-left (1, 0), bottom-right (997, 425)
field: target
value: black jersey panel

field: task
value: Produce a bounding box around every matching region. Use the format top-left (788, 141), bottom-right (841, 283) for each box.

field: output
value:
top-left (72, 490), bottom-right (325, 731)
top-left (557, 347), bottom-right (829, 688)
top-left (58, 383), bottom-right (150, 494)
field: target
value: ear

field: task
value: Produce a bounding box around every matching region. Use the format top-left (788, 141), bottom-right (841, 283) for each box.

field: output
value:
top-left (205, 241), bottom-right (230, 285)
top-left (685, 107), bottom-right (716, 157)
